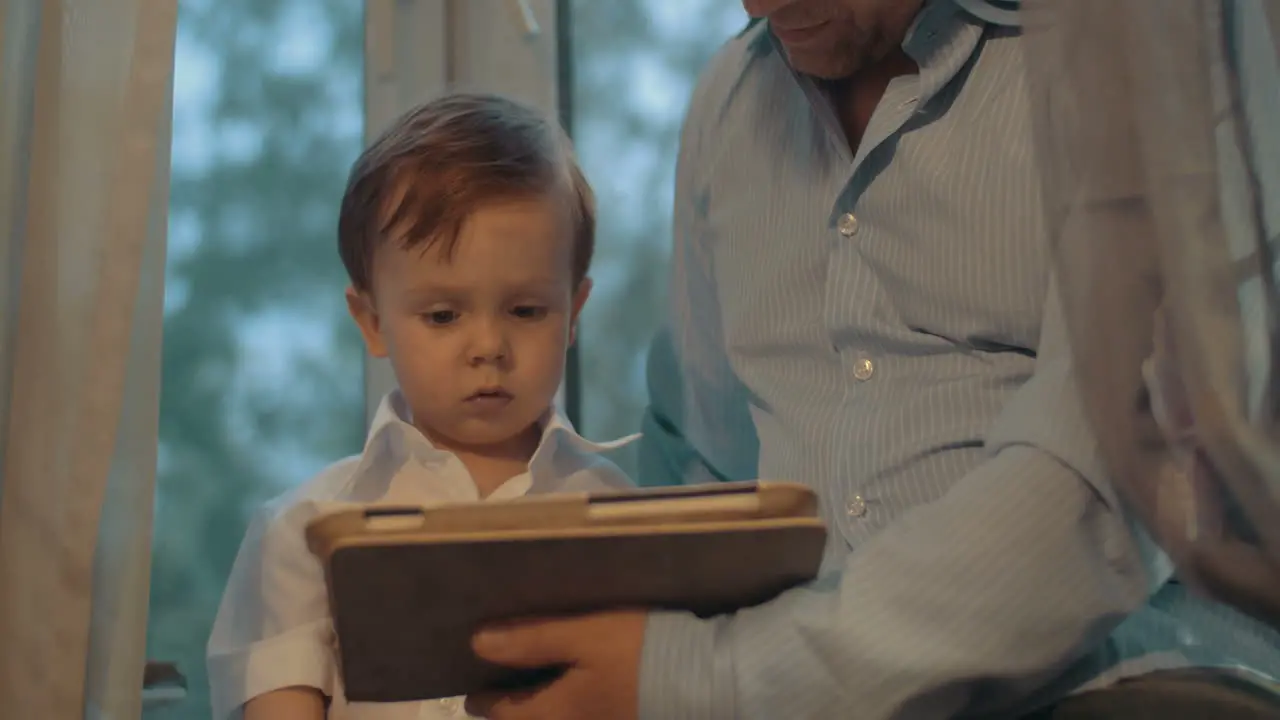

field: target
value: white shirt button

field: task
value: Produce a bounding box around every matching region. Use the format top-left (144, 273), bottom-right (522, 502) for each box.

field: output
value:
top-left (853, 356), bottom-right (874, 381)
top-left (837, 212), bottom-right (859, 237)
top-left (846, 495), bottom-right (868, 518)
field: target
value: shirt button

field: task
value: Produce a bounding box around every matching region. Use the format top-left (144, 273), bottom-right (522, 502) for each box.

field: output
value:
top-left (852, 356), bottom-right (874, 381)
top-left (837, 212), bottom-right (859, 237)
top-left (846, 495), bottom-right (868, 518)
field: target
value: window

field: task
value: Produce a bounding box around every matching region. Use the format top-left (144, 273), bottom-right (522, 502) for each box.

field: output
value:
top-left (145, 2), bottom-right (745, 716)
top-left (568, 0), bottom-right (746, 474)
top-left (145, 0), bottom-right (365, 717)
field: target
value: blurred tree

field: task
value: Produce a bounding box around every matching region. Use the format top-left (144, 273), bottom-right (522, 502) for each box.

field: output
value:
top-left (144, 0), bottom-right (365, 717)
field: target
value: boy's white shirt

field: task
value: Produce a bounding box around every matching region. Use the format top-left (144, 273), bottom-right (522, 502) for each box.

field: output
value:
top-left (207, 390), bottom-right (638, 720)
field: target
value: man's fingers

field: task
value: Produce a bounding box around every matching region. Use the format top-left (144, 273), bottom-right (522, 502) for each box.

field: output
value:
top-left (472, 617), bottom-right (588, 666)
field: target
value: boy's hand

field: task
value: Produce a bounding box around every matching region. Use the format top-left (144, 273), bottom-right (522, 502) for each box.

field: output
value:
top-left (464, 610), bottom-right (646, 720)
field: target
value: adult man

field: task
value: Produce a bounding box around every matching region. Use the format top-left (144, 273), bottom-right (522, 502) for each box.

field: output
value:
top-left (466, 1), bottom-right (1280, 718)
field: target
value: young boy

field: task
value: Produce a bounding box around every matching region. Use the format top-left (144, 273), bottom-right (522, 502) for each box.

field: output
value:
top-left (206, 93), bottom-right (635, 720)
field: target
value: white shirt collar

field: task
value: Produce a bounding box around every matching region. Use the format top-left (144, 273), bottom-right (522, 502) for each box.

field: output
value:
top-left (353, 390), bottom-right (637, 499)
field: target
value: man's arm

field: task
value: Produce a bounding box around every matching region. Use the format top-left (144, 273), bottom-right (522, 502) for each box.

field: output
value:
top-left (637, 272), bottom-right (1161, 719)
top-left (636, 326), bottom-right (750, 486)
top-left (635, 80), bottom-right (759, 489)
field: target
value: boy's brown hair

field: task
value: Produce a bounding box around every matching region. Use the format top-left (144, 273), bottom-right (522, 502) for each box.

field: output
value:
top-left (338, 93), bottom-right (595, 292)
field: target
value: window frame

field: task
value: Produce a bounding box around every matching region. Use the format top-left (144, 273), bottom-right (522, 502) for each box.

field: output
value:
top-left (360, 0), bottom-right (581, 427)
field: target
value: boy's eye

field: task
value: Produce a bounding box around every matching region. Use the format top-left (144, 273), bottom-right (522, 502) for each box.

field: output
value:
top-left (424, 310), bottom-right (458, 325)
top-left (511, 305), bottom-right (548, 320)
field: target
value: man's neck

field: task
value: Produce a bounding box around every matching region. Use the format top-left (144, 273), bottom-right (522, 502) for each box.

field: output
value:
top-left (828, 48), bottom-right (919, 152)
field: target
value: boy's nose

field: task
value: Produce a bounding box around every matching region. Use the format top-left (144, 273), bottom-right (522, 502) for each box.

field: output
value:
top-left (467, 321), bottom-right (509, 365)
top-left (469, 346), bottom-right (506, 364)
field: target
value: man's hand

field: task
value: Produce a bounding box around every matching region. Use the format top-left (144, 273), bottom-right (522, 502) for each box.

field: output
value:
top-left (464, 611), bottom-right (647, 720)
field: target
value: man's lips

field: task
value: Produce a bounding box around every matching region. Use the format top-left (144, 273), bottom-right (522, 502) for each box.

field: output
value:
top-left (770, 20), bottom-right (830, 45)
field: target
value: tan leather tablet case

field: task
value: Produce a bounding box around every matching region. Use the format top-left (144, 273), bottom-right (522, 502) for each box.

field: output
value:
top-left (305, 481), bottom-right (827, 703)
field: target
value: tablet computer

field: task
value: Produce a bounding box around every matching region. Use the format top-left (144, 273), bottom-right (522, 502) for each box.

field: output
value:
top-left (305, 481), bottom-right (827, 703)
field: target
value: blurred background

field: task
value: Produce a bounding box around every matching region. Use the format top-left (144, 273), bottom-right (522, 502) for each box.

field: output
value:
top-left (144, 1), bottom-right (747, 716)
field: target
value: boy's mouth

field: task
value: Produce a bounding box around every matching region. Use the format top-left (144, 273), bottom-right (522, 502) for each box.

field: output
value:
top-left (466, 387), bottom-right (512, 403)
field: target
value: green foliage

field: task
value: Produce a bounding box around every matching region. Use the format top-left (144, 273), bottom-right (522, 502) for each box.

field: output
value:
top-left (145, 1), bottom-right (364, 717)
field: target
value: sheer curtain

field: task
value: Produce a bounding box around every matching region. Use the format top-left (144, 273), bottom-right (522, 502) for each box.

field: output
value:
top-left (0, 0), bottom-right (177, 717)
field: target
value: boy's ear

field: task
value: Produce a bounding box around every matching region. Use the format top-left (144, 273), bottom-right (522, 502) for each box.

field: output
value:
top-left (568, 277), bottom-right (592, 347)
top-left (346, 286), bottom-right (389, 358)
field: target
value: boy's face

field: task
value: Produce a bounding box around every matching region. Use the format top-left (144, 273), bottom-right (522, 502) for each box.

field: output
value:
top-left (348, 196), bottom-right (589, 453)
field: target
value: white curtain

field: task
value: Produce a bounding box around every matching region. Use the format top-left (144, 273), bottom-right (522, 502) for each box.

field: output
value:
top-left (0, 0), bottom-right (177, 717)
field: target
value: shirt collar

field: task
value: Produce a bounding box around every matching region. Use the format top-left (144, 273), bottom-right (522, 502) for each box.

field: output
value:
top-left (903, 0), bottom-right (989, 108)
top-left (952, 0), bottom-right (1021, 27)
top-left (356, 390), bottom-right (637, 489)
